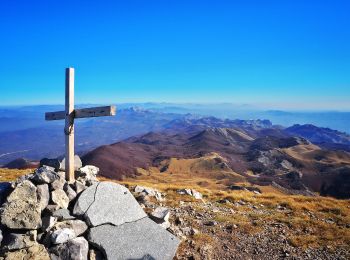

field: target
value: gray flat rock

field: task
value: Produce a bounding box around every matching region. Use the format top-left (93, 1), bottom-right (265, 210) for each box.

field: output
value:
top-left (52, 208), bottom-right (75, 220)
top-left (88, 217), bottom-right (180, 260)
top-left (73, 182), bottom-right (147, 226)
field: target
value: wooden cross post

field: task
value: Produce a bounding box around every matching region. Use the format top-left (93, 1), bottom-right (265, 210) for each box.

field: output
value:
top-left (45, 68), bottom-right (116, 182)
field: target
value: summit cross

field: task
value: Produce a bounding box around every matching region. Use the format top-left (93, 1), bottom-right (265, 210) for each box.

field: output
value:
top-left (45, 68), bottom-right (116, 182)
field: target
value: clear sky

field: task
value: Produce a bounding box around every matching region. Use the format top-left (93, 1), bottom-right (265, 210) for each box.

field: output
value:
top-left (0, 0), bottom-right (349, 110)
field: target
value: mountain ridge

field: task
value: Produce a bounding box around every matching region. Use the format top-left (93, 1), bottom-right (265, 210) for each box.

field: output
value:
top-left (81, 120), bottom-right (350, 199)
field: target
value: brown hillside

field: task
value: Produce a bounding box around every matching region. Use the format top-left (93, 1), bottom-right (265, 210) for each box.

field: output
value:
top-left (82, 127), bottom-right (350, 198)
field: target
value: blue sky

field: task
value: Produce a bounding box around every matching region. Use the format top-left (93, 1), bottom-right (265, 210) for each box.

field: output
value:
top-left (0, 1), bottom-right (349, 110)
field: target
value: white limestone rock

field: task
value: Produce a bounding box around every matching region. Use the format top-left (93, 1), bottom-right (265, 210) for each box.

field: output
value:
top-left (134, 185), bottom-right (146, 193)
top-left (150, 207), bottom-right (171, 230)
top-left (191, 190), bottom-right (203, 199)
top-left (51, 228), bottom-right (75, 244)
top-left (177, 188), bottom-right (192, 196)
top-left (77, 165), bottom-right (99, 181)
top-left (150, 206), bottom-right (170, 222)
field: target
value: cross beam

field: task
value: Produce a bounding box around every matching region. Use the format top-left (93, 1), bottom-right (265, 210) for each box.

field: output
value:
top-left (45, 106), bottom-right (116, 121)
top-left (45, 68), bottom-right (116, 182)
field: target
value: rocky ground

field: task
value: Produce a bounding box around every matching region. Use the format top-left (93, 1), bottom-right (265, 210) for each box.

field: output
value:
top-left (130, 185), bottom-right (350, 260)
top-left (170, 203), bottom-right (349, 259)
top-left (0, 161), bottom-right (349, 259)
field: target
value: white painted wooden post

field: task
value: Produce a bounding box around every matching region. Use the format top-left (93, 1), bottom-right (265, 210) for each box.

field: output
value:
top-left (65, 68), bottom-right (75, 182)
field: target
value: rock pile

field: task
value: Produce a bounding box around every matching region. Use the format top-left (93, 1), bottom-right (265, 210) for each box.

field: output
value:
top-left (0, 160), bottom-right (179, 259)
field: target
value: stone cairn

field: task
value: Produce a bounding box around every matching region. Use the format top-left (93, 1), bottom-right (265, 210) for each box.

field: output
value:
top-left (0, 157), bottom-right (179, 260)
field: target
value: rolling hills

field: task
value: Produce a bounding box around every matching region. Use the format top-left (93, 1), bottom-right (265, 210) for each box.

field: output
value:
top-left (82, 118), bottom-right (350, 199)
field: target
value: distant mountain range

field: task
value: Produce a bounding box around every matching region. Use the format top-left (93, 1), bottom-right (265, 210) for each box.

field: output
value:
top-left (285, 124), bottom-right (350, 151)
top-left (2, 105), bottom-right (350, 198)
top-left (0, 105), bottom-right (349, 165)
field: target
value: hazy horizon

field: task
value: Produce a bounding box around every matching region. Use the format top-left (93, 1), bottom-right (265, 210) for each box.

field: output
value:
top-left (1, 102), bottom-right (349, 133)
top-left (1, 102), bottom-right (350, 113)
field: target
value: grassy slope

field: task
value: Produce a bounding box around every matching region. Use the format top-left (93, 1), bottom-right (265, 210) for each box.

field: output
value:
top-left (107, 154), bottom-right (350, 250)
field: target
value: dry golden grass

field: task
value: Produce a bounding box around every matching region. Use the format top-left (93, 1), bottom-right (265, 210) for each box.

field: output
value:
top-left (283, 144), bottom-right (350, 164)
top-left (0, 168), bottom-right (33, 182)
top-left (120, 177), bottom-right (350, 248)
top-left (192, 233), bottom-right (215, 245)
top-left (115, 153), bottom-right (249, 193)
